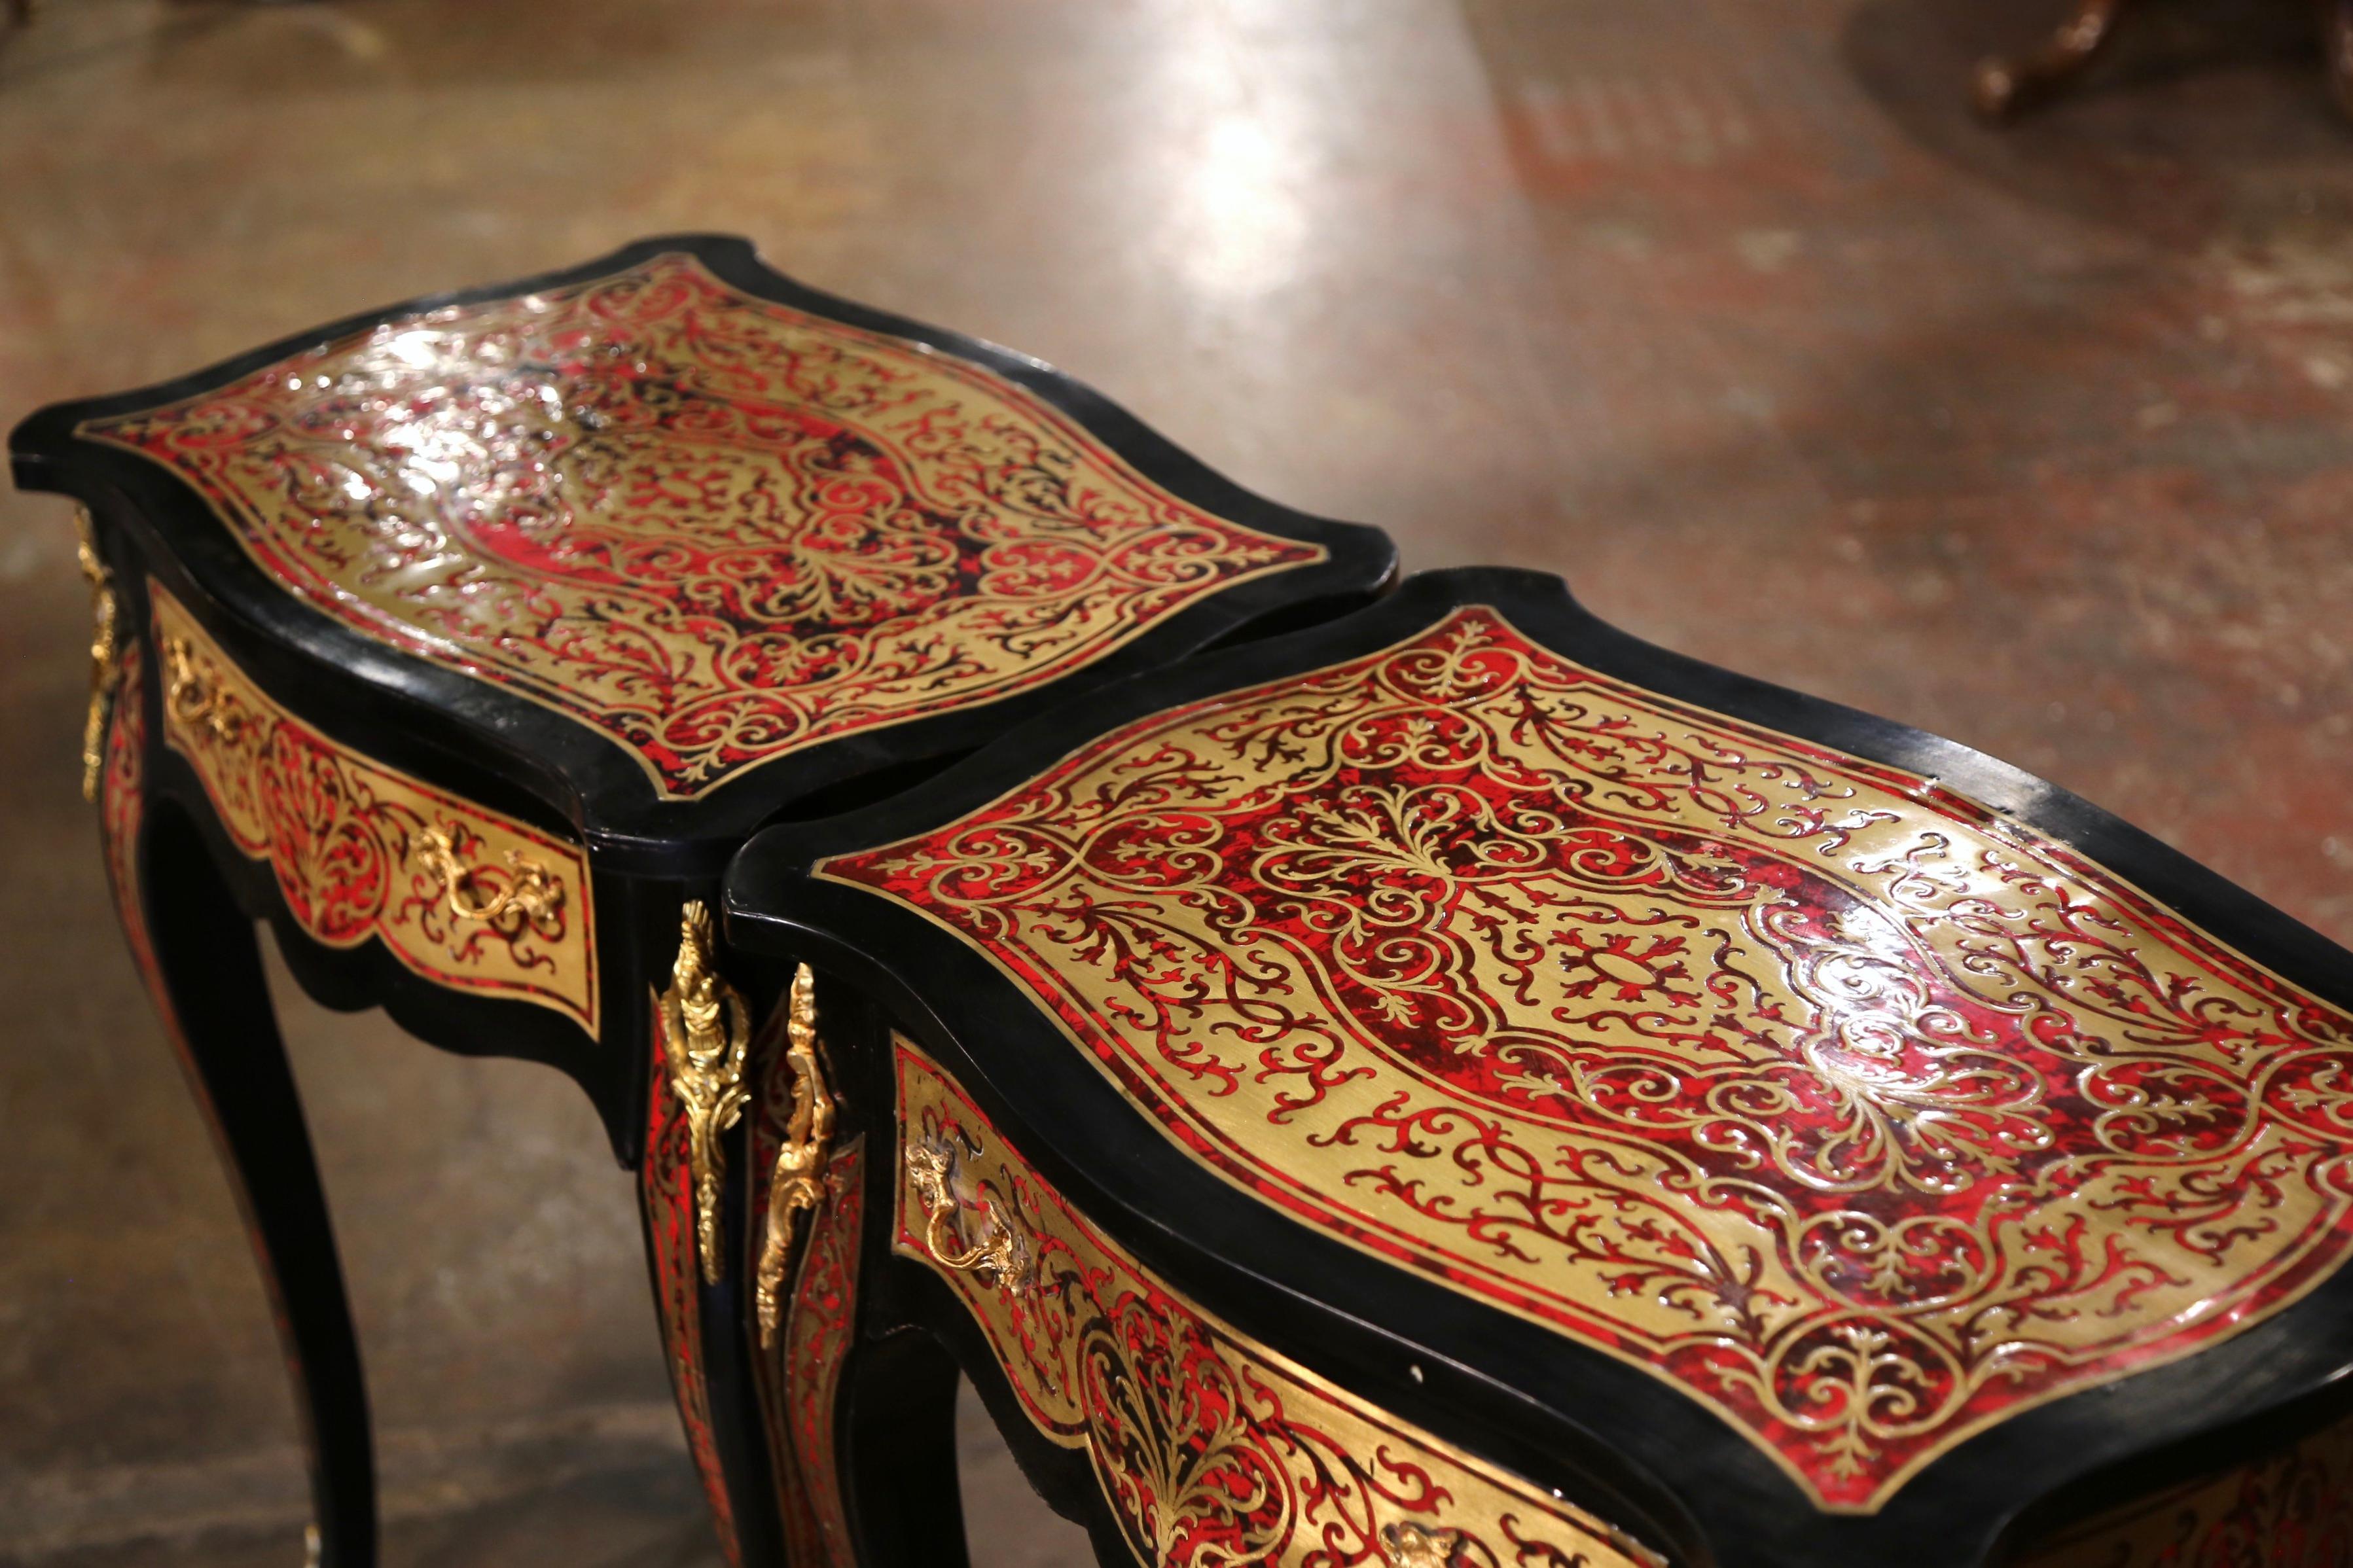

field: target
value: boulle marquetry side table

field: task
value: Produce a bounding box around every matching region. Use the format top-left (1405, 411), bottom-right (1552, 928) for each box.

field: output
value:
top-left (726, 567), bottom-right (2353, 1568)
top-left (8, 234), bottom-right (1395, 1568)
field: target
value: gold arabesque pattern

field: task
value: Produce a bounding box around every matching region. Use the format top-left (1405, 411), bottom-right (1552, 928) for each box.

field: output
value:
top-left (826, 607), bottom-right (2353, 1512)
top-left (81, 253), bottom-right (1322, 798)
top-left (893, 1040), bottom-right (1661, 1568)
top-left (153, 586), bottom-right (598, 1031)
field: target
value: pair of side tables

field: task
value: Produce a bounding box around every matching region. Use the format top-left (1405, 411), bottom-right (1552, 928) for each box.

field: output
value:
top-left (18, 236), bottom-right (2353, 1568)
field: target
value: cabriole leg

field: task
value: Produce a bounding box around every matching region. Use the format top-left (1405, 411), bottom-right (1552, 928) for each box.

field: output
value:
top-left (115, 803), bottom-right (378, 1565)
top-left (838, 1330), bottom-right (969, 1568)
top-left (640, 900), bottom-right (787, 1566)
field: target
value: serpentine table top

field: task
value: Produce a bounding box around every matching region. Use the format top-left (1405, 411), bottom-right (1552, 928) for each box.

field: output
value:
top-left (728, 567), bottom-right (2353, 1568)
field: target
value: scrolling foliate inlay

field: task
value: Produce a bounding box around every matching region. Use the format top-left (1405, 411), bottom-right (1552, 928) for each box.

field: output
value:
top-left (893, 1041), bottom-right (1662, 1568)
top-left (152, 587), bottom-right (598, 1031)
top-left (825, 607), bottom-right (2353, 1512)
top-left (81, 255), bottom-right (1322, 798)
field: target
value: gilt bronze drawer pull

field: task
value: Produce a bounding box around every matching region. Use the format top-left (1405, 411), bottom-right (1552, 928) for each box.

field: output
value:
top-left (906, 1137), bottom-right (1030, 1288)
top-left (408, 824), bottom-right (564, 935)
top-left (159, 632), bottom-right (250, 747)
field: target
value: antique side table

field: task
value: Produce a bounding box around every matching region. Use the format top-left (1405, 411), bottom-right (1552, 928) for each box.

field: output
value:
top-left (728, 568), bottom-right (2353, 1568)
top-left (7, 234), bottom-right (1394, 1567)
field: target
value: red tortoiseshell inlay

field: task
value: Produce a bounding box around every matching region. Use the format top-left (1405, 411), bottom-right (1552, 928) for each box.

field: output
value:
top-left (822, 606), bottom-right (2353, 1512)
top-left (749, 1024), bottom-right (861, 1568)
top-left (642, 1018), bottom-right (740, 1567)
top-left (895, 1040), bottom-right (1661, 1567)
top-left (151, 588), bottom-right (598, 1033)
top-left (79, 253), bottom-right (1323, 798)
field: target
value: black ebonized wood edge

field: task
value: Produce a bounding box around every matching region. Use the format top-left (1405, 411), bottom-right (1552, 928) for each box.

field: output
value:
top-left (10, 234), bottom-right (1397, 866)
top-left (722, 567), bottom-right (2353, 1568)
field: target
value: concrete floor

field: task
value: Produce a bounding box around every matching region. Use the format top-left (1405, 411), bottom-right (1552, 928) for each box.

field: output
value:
top-left (4, 1), bottom-right (2352, 1564)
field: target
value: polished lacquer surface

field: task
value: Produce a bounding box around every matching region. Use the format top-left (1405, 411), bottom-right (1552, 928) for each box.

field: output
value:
top-left (893, 1037), bottom-right (1661, 1568)
top-left (75, 252), bottom-right (1325, 798)
top-left (151, 584), bottom-right (599, 1031)
top-left (12, 232), bottom-right (1403, 1568)
top-left (819, 605), bottom-right (2353, 1513)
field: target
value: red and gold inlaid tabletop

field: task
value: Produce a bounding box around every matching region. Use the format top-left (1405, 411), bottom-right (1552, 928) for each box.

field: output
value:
top-left (817, 606), bottom-right (2353, 1513)
top-left (77, 253), bottom-right (1323, 798)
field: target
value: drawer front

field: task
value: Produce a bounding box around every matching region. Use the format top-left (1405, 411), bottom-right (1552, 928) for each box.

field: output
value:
top-left (891, 1037), bottom-right (1662, 1568)
top-left (151, 584), bottom-right (598, 1033)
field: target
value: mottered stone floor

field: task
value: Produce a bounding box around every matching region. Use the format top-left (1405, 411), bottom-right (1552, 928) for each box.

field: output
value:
top-left (4, 0), bottom-right (2352, 1563)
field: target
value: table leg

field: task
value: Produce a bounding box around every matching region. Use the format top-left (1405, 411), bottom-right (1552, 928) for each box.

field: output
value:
top-left (106, 795), bottom-right (378, 1563)
top-left (1973, 0), bottom-right (2136, 120)
top-left (836, 1330), bottom-right (970, 1568)
top-left (639, 908), bottom-right (789, 1567)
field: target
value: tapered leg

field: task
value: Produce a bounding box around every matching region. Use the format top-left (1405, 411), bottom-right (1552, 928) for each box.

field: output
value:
top-left (1972, 0), bottom-right (2134, 120)
top-left (109, 801), bottom-right (378, 1565)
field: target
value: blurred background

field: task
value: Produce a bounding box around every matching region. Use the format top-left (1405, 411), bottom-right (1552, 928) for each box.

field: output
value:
top-left (4, 1), bottom-right (2352, 1565)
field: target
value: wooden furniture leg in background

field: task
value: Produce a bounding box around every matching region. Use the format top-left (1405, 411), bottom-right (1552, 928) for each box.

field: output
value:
top-left (125, 811), bottom-right (378, 1566)
top-left (2326, 0), bottom-right (2353, 117)
top-left (1973, 0), bottom-right (2136, 120)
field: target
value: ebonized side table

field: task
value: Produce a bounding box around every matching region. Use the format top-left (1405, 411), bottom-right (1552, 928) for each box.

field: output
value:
top-left (7, 234), bottom-right (1395, 1568)
top-left (728, 568), bottom-right (2353, 1568)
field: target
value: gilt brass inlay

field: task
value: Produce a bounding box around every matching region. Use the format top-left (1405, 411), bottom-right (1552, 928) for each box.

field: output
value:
top-left (79, 253), bottom-right (1324, 799)
top-left (893, 1039), bottom-right (1662, 1568)
top-left (656, 900), bottom-right (751, 1285)
top-left (152, 586), bottom-right (598, 1031)
top-left (829, 605), bottom-right (2353, 1511)
top-left (75, 508), bottom-right (120, 803)
top-left (755, 963), bottom-right (837, 1347)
